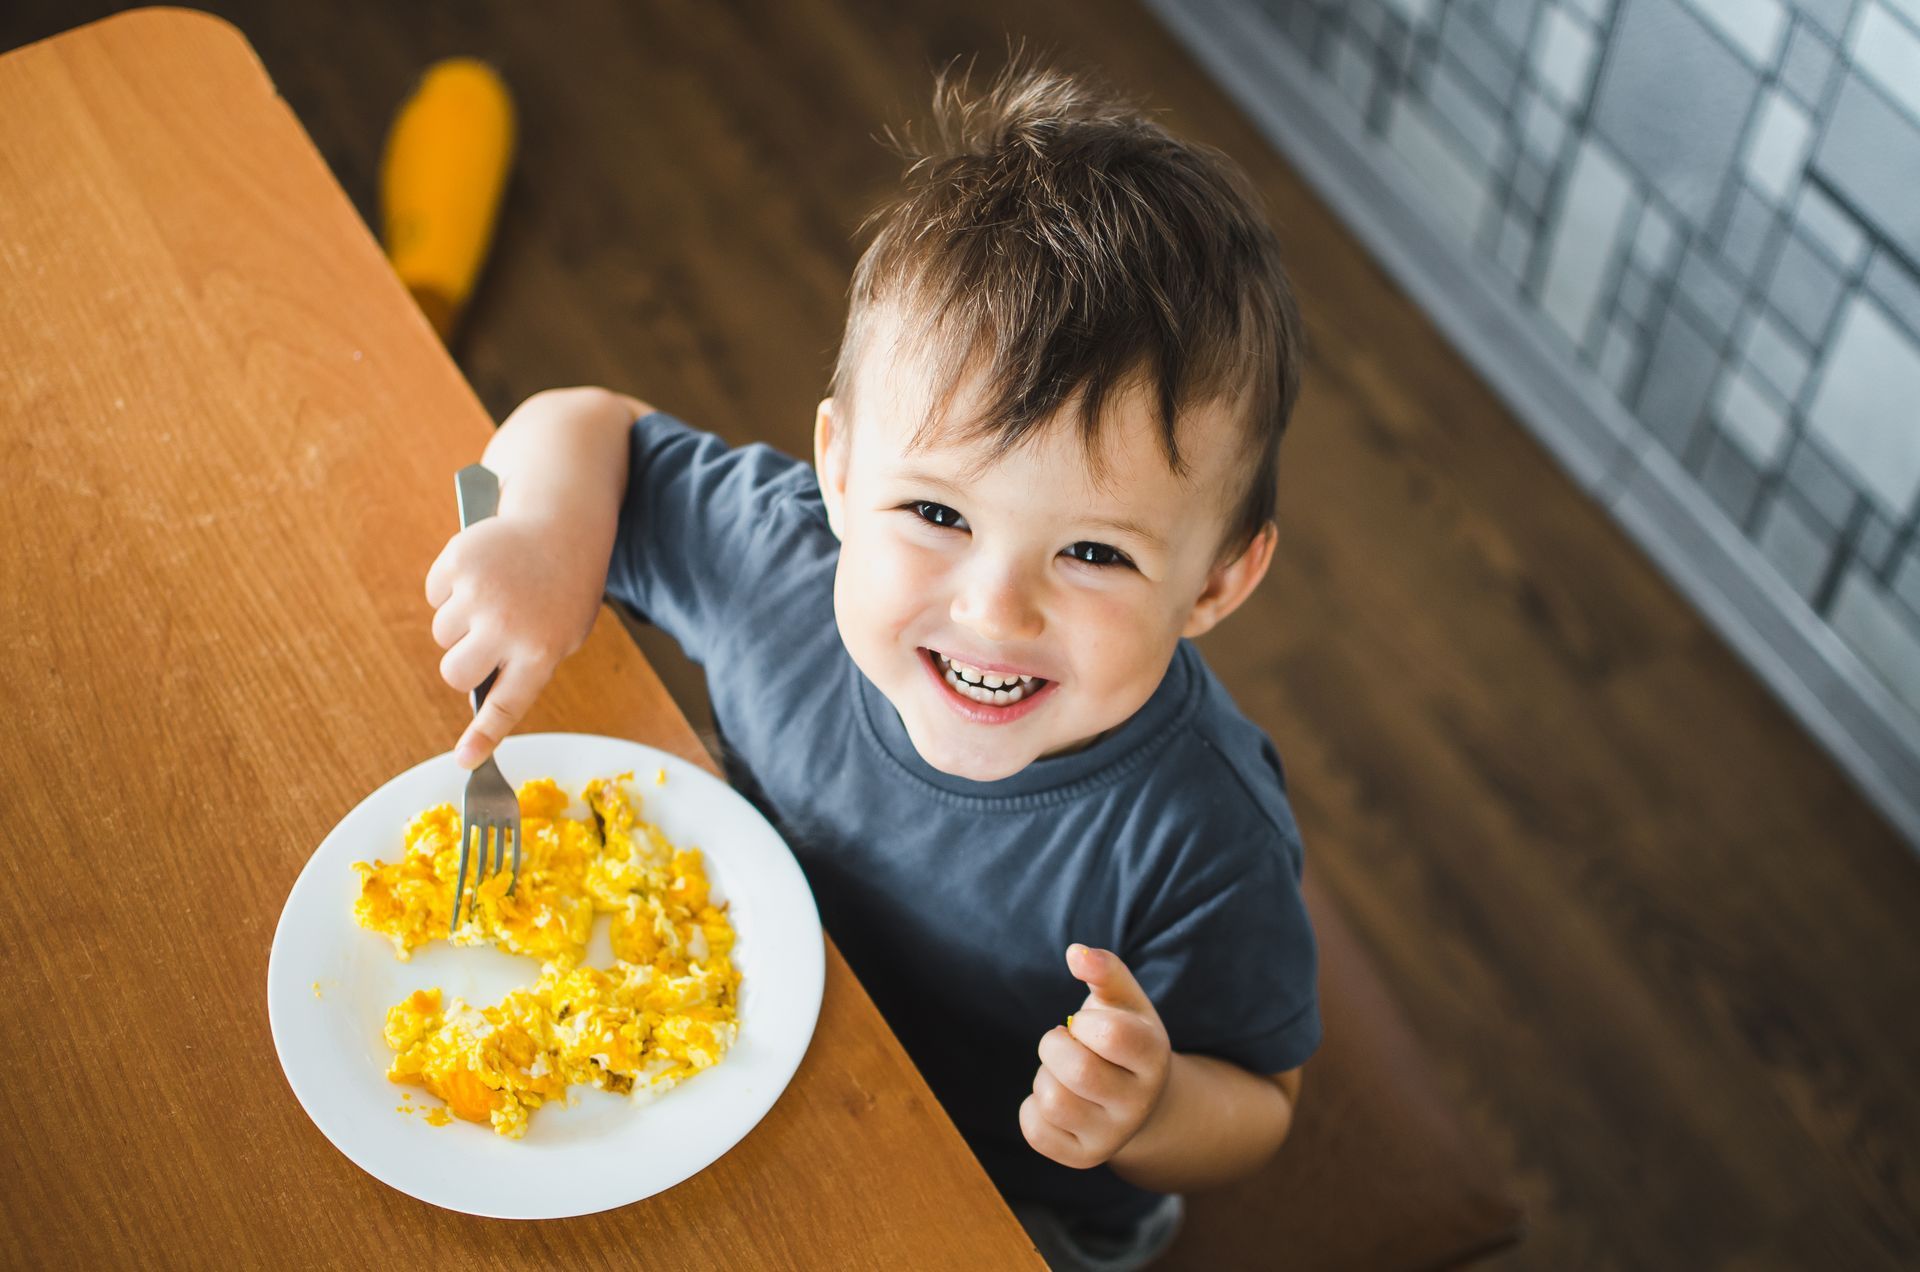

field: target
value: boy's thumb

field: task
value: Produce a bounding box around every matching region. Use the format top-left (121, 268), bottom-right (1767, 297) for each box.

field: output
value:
top-left (453, 726), bottom-right (491, 769)
top-left (1067, 943), bottom-right (1153, 1015)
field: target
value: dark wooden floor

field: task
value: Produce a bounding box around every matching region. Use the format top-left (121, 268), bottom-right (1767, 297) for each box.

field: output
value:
top-left (12, 1), bottom-right (1918, 1266)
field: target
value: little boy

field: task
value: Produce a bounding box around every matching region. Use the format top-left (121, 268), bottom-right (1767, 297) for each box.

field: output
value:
top-left (425, 60), bottom-right (1317, 1270)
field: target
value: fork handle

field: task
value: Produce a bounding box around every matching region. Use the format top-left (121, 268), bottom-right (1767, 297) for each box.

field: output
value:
top-left (456, 462), bottom-right (499, 525)
top-left (456, 463), bottom-right (502, 720)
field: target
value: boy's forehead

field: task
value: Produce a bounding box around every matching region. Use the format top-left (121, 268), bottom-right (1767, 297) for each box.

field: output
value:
top-left (852, 334), bottom-right (1243, 502)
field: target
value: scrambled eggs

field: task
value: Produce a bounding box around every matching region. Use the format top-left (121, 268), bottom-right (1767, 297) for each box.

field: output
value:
top-left (353, 773), bottom-right (740, 1137)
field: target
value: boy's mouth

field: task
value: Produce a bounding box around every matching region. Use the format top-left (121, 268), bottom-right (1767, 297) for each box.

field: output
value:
top-left (919, 648), bottom-right (1056, 719)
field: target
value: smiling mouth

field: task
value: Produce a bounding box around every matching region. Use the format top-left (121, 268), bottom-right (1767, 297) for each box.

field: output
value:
top-left (923, 648), bottom-right (1051, 706)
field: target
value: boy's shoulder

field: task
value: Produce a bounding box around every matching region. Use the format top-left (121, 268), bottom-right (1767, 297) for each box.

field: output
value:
top-left (1110, 643), bottom-right (1307, 884)
top-left (611, 411), bottom-right (833, 641)
top-left (630, 408), bottom-right (820, 514)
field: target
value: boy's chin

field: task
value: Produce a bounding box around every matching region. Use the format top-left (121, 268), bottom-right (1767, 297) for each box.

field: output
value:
top-left (915, 739), bottom-right (1034, 783)
top-left (901, 720), bottom-right (1037, 783)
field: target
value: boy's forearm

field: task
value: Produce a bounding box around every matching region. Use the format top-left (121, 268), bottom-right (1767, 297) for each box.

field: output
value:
top-left (480, 386), bottom-right (647, 526)
top-left (1107, 1052), bottom-right (1295, 1193)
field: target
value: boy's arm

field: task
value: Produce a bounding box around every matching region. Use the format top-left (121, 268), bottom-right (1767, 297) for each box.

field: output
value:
top-left (480, 385), bottom-right (649, 525)
top-left (427, 386), bottom-right (652, 764)
top-left (1107, 1056), bottom-right (1301, 1193)
top-left (1021, 944), bottom-right (1306, 1195)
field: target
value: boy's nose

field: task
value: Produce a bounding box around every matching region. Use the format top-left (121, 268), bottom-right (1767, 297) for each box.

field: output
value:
top-left (950, 561), bottom-right (1044, 644)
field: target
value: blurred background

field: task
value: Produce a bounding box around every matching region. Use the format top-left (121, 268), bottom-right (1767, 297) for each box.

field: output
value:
top-left (6, 1), bottom-right (1916, 1267)
top-left (1159, 0), bottom-right (1920, 862)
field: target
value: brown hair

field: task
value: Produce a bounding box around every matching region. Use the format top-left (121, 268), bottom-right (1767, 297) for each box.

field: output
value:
top-left (829, 53), bottom-right (1304, 561)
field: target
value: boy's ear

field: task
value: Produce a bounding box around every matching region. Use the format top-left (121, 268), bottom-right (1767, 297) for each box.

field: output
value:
top-left (1181, 521), bottom-right (1277, 640)
top-left (813, 397), bottom-right (848, 540)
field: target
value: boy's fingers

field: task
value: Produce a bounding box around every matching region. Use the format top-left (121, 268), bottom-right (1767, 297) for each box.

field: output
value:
top-left (1065, 1007), bottom-right (1160, 1075)
top-left (1066, 944), bottom-right (1157, 1018)
top-left (439, 631), bottom-right (498, 694)
top-left (430, 594), bottom-right (471, 650)
top-left (1037, 1025), bottom-right (1126, 1104)
top-left (1031, 1065), bottom-right (1102, 1134)
top-left (1018, 1093), bottom-right (1089, 1168)
top-left (425, 535), bottom-right (460, 608)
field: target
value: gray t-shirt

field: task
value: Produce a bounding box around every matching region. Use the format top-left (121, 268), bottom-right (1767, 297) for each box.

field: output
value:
top-left (607, 409), bottom-right (1320, 1225)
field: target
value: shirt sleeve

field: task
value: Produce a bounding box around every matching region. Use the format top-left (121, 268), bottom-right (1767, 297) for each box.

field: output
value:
top-left (1124, 842), bottom-right (1322, 1076)
top-left (604, 409), bottom-right (814, 664)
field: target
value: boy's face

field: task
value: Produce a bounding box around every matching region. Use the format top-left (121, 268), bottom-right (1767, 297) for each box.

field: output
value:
top-left (815, 320), bottom-right (1276, 782)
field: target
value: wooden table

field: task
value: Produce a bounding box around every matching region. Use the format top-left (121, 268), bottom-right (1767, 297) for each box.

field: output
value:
top-left (0, 10), bottom-right (1040, 1267)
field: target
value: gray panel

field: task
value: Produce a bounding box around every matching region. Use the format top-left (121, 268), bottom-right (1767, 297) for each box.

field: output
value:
top-left (1637, 302), bottom-right (1719, 456)
top-left (1758, 489), bottom-right (1840, 601)
top-left (1779, 21), bottom-right (1838, 109)
top-left (1795, 181), bottom-right (1868, 270)
top-left (1859, 508), bottom-right (1898, 576)
top-left (1700, 428), bottom-right (1764, 526)
top-left (1270, 0), bottom-right (1325, 52)
top-left (1768, 232), bottom-right (1847, 344)
top-left (1427, 55), bottom-right (1509, 164)
top-left (1719, 185), bottom-right (1778, 281)
top-left (1864, 250), bottom-right (1920, 341)
top-left (1497, 205), bottom-right (1536, 278)
top-left (1677, 244), bottom-right (1745, 343)
top-left (1477, 0), bottom-right (1540, 51)
top-left (1895, 541), bottom-right (1920, 618)
top-left (1784, 434), bottom-right (1860, 528)
top-left (1618, 262), bottom-right (1656, 326)
top-left (1351, 0), bottom-right (1390, 44)
top-left (1633, 199), bottom-right (1679, 268)
top-left (1375, 14), bottom-right (1414, 94)
top-left (1441, 4), bottom-right (1522, 104)
top-left (1518, 85), bottom-right (1568, 160)
top-left (1796, 0), bottom-right (1857, 37)
top-left (1513, 151), bottom-right (1553, 213)
top-left (1601, 321), bottom-right (1642, 397)
top-left (1811, 75), bottom-right (1920, 266)
top-left (1333, 32), bottom-right (1377, 116)
top-left (1591, 0), bottom-right (1758, 223)
top-left (1742, 310), bottom-right (1813, 405)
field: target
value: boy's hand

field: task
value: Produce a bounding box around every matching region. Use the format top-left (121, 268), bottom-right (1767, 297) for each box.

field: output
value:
top-left (1020, 943), bottom-right (1171, 1170)
top-left (424, 510), bottom-right (607, 767)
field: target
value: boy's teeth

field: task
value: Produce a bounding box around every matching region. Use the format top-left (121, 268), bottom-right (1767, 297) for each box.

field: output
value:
top-left (943, 665), bottom-right (1030, 705)
top-left (934, 651), bottom-right (1038, 689)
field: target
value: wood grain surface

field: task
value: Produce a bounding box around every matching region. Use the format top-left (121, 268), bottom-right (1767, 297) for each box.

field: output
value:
top-left (0, 11), bottom-right (1039, 1268)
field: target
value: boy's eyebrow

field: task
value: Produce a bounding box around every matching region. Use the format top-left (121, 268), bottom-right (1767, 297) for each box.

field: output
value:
top-left (1084, 513), bottom-right (1166, 550)
top-left (893, 465), bottom-right (1166, 549)
top-left (895, 467), bottom-right (968, 496)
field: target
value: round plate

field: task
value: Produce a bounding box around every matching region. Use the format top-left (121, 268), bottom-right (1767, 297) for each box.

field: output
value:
top-left (267, 732), bottom-right (824, 1218)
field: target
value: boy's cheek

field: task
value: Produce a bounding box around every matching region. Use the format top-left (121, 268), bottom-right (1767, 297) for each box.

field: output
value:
top-left (834, 545), bottom-right (931, 669)
top-left (843, 535), bottom-right (944, 621)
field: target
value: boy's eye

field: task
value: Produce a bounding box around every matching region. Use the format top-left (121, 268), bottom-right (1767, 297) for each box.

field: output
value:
top-left (1064, 541), bottom-right (1134, 570)
top-left (911, 500), bottom-right (968, 529)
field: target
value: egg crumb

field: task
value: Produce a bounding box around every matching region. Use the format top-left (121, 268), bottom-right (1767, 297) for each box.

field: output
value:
top-left (353, 773), bottom-right (740, 1138)
top-left (312, 981), bottom-right (323, 999)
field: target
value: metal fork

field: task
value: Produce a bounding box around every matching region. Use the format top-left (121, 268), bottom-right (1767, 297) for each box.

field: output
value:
top-left (450, 462), bottom-right (522, 936)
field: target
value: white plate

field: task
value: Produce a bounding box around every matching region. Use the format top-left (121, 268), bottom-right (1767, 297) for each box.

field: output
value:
top-left (267, 732), bottom-right (824, 1219)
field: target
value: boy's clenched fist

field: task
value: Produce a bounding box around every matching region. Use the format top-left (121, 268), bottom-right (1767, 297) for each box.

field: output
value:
top-left (1020, 944), bottom-right (1171, 1170)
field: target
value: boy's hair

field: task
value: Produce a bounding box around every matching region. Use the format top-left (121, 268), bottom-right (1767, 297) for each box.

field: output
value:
top-left (829, 54), bottom-right (1304, 562)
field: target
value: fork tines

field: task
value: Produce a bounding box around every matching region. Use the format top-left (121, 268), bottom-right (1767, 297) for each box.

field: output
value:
top-left (449, 821), bottom-right (516, 937)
